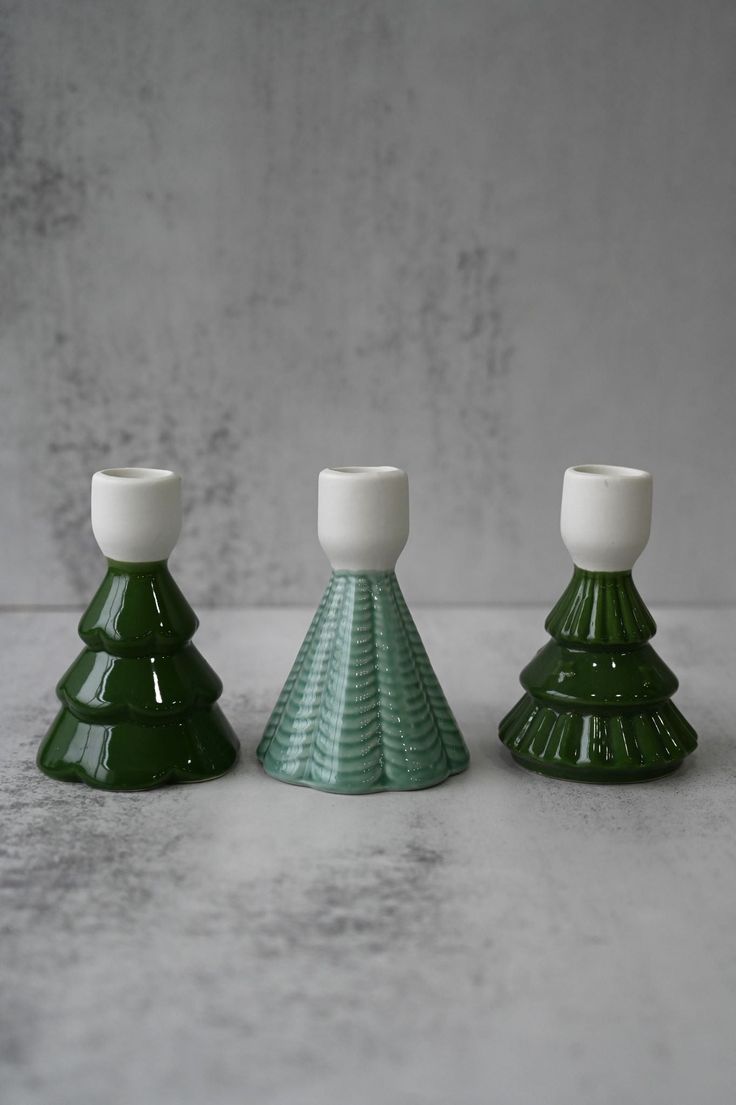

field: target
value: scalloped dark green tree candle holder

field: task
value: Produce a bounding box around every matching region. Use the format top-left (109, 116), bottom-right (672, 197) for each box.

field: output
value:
top-left (37, 468), bottom-right (239, 790)
top-left (258, 467), bottom-right (469, 793)
top-left (500, 465), bottom-right (697, 782)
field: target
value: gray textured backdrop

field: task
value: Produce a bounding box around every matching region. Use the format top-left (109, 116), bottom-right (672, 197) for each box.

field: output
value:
top-left (2, 0), bottom-right (735, 607)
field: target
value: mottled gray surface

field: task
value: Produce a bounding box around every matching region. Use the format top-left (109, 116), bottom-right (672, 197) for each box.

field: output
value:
top-left (2, 1), bottom-right (736, 605)
top-left (1, 605), bottom-right (734, 1105)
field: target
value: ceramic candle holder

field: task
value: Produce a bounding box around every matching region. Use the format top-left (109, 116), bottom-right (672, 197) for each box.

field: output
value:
top-left (37, 468), bottom-right (239, 789)
top-left (258, 466), bottom-right (470, 793)
top-left (499, 464), bottom-right (697, 782)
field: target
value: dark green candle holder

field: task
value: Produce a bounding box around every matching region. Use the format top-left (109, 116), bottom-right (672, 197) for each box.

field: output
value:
top-left (37, 468), bottom-right (238, 790)
top-left (500, 465), bottom-right (697, 782)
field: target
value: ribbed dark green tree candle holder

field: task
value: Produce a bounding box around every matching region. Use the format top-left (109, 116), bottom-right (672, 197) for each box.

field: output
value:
top-left (500, 465), bottom-right (697, 782)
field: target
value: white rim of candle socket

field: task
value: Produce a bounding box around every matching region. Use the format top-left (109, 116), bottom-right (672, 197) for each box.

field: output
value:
top-left (91, 468), bottom-right (182, 563)
top-left (560, 463), bottom-right (653, 572)
top-left (318, 466), bottom-right (409, 571)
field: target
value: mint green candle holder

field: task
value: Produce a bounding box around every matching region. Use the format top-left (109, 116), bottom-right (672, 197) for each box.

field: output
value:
top-left (499, 465), bottom-right (697, 782)
top-left (37, 468), bottom-right (239, 790)
top-left (258, 467), bottom-right (469, 793)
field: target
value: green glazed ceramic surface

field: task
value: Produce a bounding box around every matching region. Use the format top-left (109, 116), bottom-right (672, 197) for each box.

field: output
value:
top-left (258, 571), bottom-right (469, 793)
top-left (499, 568), bottom-right (697, 782)
top-left (37, 561), bottom-right (239, 789)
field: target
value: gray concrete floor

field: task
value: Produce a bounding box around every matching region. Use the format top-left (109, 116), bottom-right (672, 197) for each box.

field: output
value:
top-left (1, 606), bottom-right (733, 1105)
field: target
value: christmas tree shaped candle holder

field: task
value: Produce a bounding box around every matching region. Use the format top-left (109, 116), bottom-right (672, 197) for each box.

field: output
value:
top-left (258, 466), bottom-right (469, 793)
top-left (500, 464), bottom-right (697, 782)
top-left (37, 468), bottom-right (239, 789)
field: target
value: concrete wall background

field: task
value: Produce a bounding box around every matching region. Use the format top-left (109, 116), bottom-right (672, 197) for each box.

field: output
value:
top-left (1, 0), bottom-right (735, 607)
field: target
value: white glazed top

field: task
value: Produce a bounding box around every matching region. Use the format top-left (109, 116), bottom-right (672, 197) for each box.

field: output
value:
top-left (560, 464), bottom-right (653, 572)
top-left (91, 468), bottom-right (182, 563)
top-left (318, 467), bottom-right (409, 572)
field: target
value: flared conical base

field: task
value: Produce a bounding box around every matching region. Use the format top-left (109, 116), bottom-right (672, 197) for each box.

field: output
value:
top-left (38, 704), bottom-right (239, 790)
top-left (258, 572), bottom-right (469, 793)
top-left (500, 693), bottom-right (697, 782)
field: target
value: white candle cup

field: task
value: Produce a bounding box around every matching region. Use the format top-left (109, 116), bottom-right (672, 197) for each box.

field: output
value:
top-left (318, 466), bottom-right (409, 572)
top-left (91, 468), bottom-right (182, 564)
top-left (560, 464), bottom-right (653, 573)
